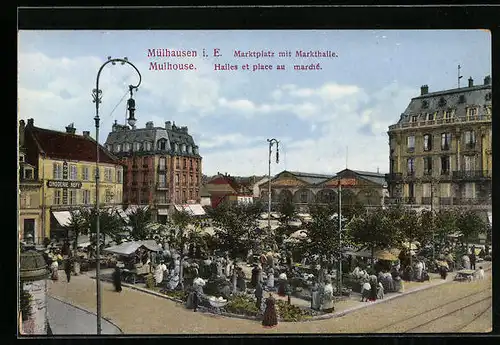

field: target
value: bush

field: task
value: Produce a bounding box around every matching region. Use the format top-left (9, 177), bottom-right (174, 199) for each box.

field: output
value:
top-left (165, 290), bottom-right (188, 301)
top-left (276, 300), bottom-right (307, 322)
top-left (145, 274), bottom-right (156, 289)
top-left (225, 295), bottom-right (259, 317)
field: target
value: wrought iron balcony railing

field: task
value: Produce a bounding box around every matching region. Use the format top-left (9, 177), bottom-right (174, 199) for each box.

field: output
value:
top-left (452, 170), bottom-right (490, 180)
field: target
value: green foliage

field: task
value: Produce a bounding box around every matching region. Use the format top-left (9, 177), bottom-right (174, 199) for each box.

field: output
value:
top-left (128, 206), bottom-right (153, 241)
top-left (19, 284), bottom-right (32, 321)
top-left (396, 207), bottom-right (430, 248)
top-left (225, 295), bottom-right (259, 316)
top-left (145, 274), bottom-right (156, 289)
top-left (206, 202), bottom-right (261, 260)
top-left (64, 207), bottom-right (90, 251)
top-left (84, 207), bottom-right (124, 246)
top-left (276, 198), bottom-right (297, 248)
top-left (298, 202), bottom-right (344, 268)
top-left (164, 290), bottom-right (188, 301)
top-left (276, 299), bottom-right (307, 321)
top-left (456, 209), bottom-right (488, 245)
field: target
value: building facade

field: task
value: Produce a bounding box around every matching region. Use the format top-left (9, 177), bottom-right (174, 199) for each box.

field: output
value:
top-left (105, 120), bottom-right (202, 222)
top-left (204, 173), bottom-right (254, 208)
top-left (19, 121), bottom-right (43, 244)
top-left (21, 119), bottom-right (124, 240)
top-left (259, 169), bottom-right (387, 212)
top-left (386, 76), bottom-right (492, 211)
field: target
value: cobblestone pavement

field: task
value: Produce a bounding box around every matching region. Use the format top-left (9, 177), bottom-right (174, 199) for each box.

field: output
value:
top-left (47, 296), bottom-right (122, 335)
top-left (47, 263), bottom-right (492, 334)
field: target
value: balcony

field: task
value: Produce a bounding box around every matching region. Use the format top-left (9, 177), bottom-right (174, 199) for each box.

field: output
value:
top-left (439, 197), bottom-right (452, 205)
top-left (156, 183), bottom-right (168, 190)
top-left (385, 173), bottom-right (403, 182)
top-left (388, 114), bottom-right (491, 131)
top-left (452, 170), bottom-right (490, 180)
top-left (464, 142), bottom-right (476, 150)
top-left (403, 197), bottom-right (416, 204)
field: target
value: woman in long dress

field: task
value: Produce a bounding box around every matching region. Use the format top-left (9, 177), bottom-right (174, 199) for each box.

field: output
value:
top-left (262, 294), bottom-right (278, 328)
top-left (112, 267), bottom-right (122, 292)
top-left (266, 268), bottom-right (275, 291)
top-left (50, 260), bottom-right (59, 281)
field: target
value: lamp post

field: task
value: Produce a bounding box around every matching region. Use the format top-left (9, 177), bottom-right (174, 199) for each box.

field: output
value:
top-left (266, 138), bottom-right (279, 251)
top-left (91, 56), bottom-right (141, 335)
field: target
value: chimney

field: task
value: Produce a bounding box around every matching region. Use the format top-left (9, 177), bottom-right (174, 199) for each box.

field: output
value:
top-left (165, 121), bottom-right (172, 130)
top-left (181, 126), bottom-right (188, 133)
top-left (65, 123), bottom-right (76, 134)
top-left (27, 118), bottom-right (34, 127)
top-left (484, 75), bottom-right (491, 85)
top-left (145, 121), bottom-right (154, 129)
top-left (83, 131), bottom-right (90, 137)
top-left (468, 77), bottom-right (474, 87)
top-left (19, 120), bottom-right (26, 147)
top-left (420, 85), bottom-right (428, 95)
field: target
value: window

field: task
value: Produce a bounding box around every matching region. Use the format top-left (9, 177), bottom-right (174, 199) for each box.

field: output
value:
top-left (114, 144), bottom-right (122, 153)
top-left (423, 134), bottom-right (432, 151)
top-left (24, 168), bottom-right (33, 180)
top-left (411, 115), bottom-right (418, 123)
top-left (174, 143), bottom-right (179, 152)
top-left (158, 140), bottom-right (166, 150)
top-left (183, 174), bottom-right (186, 184)
top-left (53, 189), bottom-right (62, 205)
top-left (184, 158), bottom-right (187, 168)
top-left (69, 190), bottom-right (77, 205)
top-left (69, 164), bottom-right (77, 180)
top-left (116, 169), bottom-right (122, 183)
top-left (145, 142), bottom-right (151, 151)
top-left (464, 130), bottom-right (476, 145)
top-left (158, 174), bottom-right (166, 187)
top-left (441, 156), bottom-right (450, 175)
top-left (464, 183), bottom-right (475, 199)
top-left (464, 155), bottom-right (475, 171)
top-left (467, 108), bottom-right (477, 119)
top-left (485, 105), bottom-right (492, 116)
top-left (426, 112), bottom-right (435, 121)
top-left (444, 109), bottom-right (453, 119)
top-left (82, 166), bottom-right (89, 181)
top-left (300, 191), bottom-right (308, 203)
top-left (19, 155), bottom-right (25, 162)
top-left (407, 158), bottom-right (415, 175)
top-left (159, 157), bottom-right (166, 170)
top-left (485, 92), bottom-right (492, 101)
top-left (458, 95), bottom-right (466, 104)
top-left (104, 168), bottom-right (112, 182)
top-left (422, 100), bottom-right (429, 109)
top-left (440, 183), bottom-right (451, 198)
top-left (183, 190), bottom-right (187, 201)
top-left (134, 142), bottom-right (141, 151)
top-left (407, 136), bottom-right (415, 151)
top-left (175, 174), bottom-right (179, 184)
top-left (423, 156), bottom-right (432, 174)
top-left (441, 133), bottom-right (451, 150)
top-left (422, 183), bottom-right (431, 197)
top-left (82, 190), bottom-right (91, 204)
top-left (438, 97), bottom-right (446, 107)
top-left (93, 167), bottom-right (99, 181)
top-left (53, 163), bottom-right (63, 179)
top-left (123, 143), bottom-right (130, 151)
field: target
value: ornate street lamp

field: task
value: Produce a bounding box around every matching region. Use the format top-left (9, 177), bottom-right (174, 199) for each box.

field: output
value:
top-left (91, 56), bottom-right (141, 335)
top-left (266, 138), bottom-right (279, 251)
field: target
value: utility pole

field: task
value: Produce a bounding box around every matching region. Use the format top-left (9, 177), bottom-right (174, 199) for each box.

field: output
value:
top-left (266, 138), bottom-right (279, 252)
top-left (338, 180), bottom-right (342, 293)
top-left (458, 64), bottom-right (463, 88)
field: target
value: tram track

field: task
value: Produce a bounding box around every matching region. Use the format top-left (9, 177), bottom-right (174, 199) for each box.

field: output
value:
top-left (370, 286), bottom-right (492, 333)
top-left (455, 304), bottom-right (492, 333)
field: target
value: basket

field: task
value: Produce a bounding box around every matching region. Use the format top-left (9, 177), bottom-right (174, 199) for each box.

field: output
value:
top-left (208, 299), bottom-right (228, 308)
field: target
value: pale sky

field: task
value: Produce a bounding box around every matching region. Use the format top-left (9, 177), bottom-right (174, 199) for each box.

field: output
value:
top-left (18, 30), bottom-right (491, 176)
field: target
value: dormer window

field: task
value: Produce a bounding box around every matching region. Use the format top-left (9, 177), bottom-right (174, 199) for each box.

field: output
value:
top-left (458, 95), bottom-right (466, 104)
top-left (134, 142), bottom-right (141, 151)
top-left (188, 145), bottom-right (192, 154)
top-left (411, 115), bottom-right (418, 123)
top-left (444, 109), bottom-right (453, 120)
top-left (114, 144), bottom-right (121, 153)
top-left (467, 107), bottom-right (477, 119)
top-left (174, 143), bottom-right (179, 152)
top-left (426, 113), bottom-right (435, 121)
top-left (181, 144), bottom-right (186, 152)
top-left (144, 142), bottom-right (151, 151)
top-left (438, 97), bottom-right (447, 107)
top-left (19, 155), bottom-right (25, 163)
top-left (24, 167), bottom-right (33, 180)
top-left (421, 100), bottom-right (429, 109)
top-left (123, 143), bottom-right (131, 151)
top-left (485, 92), bottom-right (492, 101)
top-left (158, 139), bottom-right (167, 151)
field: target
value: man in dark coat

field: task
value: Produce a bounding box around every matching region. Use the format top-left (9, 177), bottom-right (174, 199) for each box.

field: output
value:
top-left (112, 267), bottom-right (122, 292)
top-left (64, 258), bottom-right (72, 283)
top-left (254, 281), bottom-right (263, 310)
top-left (469, 248), bottom-right (476, 270)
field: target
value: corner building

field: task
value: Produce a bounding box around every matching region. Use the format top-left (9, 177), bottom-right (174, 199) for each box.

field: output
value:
top-left (105, 121), bottom-right (202, 223)
top-left (386, 75), bottom-right (492, 211)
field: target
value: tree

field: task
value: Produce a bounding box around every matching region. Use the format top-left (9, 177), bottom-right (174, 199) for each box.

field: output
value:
top-left (298, 202), bottom-right (343, 284)
top-left (64, 207), bottom-right (90, 254)
top-left (275, 198), bottom-right (297, 249)
top-left (85, 207), bottom-right (124, 256)
top-left (433, 209), bottom-right (457, 253)
top-left (395, 207), bottom-right (429, 268)
top-left (207, 201), bottom-right (261, 292)
top-left (128, 206), bottom-right (154, 241)
top-left (171, 209), bottom-right (192, 289)
top-left (348, 207), bottom-right (400, 265)
top-left (456, 209), bottom-right (489, 249)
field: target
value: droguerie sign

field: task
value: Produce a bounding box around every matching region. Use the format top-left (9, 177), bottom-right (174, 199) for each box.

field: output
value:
top-left (46, 180), bottom-right (82, 189)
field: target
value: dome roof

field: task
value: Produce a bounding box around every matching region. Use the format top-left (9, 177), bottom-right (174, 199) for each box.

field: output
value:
top-left (20, 250), bottom-right (49, 281)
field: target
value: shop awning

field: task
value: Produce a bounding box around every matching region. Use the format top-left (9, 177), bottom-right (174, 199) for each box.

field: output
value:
top-left (103, 240), bottom-right (162, 256)
top-left (174, 204), bottom-right (206, 216)
top-left (52, 211), bottom-right (72, 227)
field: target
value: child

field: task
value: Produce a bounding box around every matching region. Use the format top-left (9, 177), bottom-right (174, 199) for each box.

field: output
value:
top-left (475, 266), bottom-right (485, 280)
